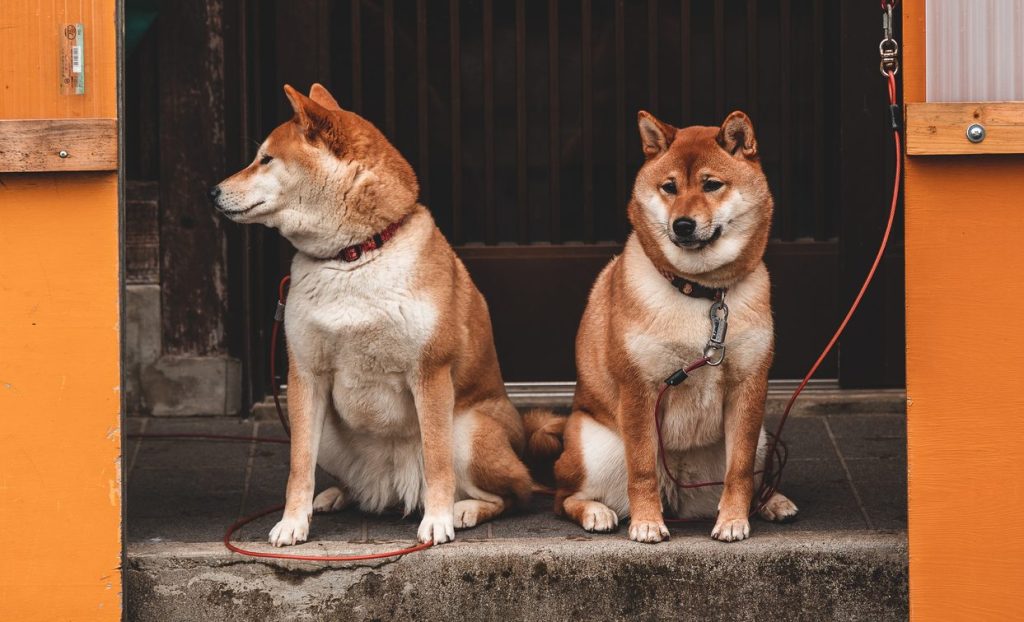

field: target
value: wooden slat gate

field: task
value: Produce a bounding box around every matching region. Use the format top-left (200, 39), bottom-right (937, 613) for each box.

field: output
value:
top-left (126, 0), bottom-right (905, 408)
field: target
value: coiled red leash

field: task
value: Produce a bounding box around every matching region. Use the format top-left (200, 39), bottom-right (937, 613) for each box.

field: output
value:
top-left (223, 504), bottom-right (432, 562)
top-left (220, 274), bottom-right (435, 561)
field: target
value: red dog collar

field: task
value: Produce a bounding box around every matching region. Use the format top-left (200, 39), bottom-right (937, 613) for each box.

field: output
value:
top-left (337, 217), bottom-right (408, 262)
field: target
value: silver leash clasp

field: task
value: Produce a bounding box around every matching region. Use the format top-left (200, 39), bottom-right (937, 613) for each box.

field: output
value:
top-left (704, 297), bottom-right (729, 366)
top-left (879, 3), bottom-right (899, 76)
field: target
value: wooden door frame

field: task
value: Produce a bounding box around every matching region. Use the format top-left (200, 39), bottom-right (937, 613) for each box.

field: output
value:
top-left (0, 1), bottom-right (123, 618)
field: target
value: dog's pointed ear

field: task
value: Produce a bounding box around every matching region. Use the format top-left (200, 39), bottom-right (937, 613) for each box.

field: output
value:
top-left (637, 111), bottom-right (676, 159)
top-left (309, 83), bottom-right (342, 111)
top-left (717, 111), bottom-right (758, 159)
top-left (284, 84), bottom-right (331, 138)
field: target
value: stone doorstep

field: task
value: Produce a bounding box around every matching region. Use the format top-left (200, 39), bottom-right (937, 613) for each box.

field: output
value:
top-left (125, 403), bottom-right (908, 619)
top-left (126, 532), bottom-right (908, 621)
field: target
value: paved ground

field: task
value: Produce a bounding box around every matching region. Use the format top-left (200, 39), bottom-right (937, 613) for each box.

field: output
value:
top-left (125, 409), bottom-right (906, 545)
top-left (125, 401), bottom-right (908, 620)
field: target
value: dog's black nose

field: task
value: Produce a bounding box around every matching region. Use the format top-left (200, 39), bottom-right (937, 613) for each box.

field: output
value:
top-left (208, 186), bottom-right (222, 203)
top-left (672, 217), bottom-right (697, 239)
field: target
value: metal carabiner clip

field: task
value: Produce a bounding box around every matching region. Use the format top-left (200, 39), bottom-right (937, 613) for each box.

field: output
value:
top-left (705, 299), bottom-right (729, 366)
top-left (704, 344), bottom-right (726, 366)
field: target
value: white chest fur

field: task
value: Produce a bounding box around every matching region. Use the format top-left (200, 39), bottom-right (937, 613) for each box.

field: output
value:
top-left (621, 238), bottom-right (772, 452)
top-left (284, 225), bottom-right (439, 513)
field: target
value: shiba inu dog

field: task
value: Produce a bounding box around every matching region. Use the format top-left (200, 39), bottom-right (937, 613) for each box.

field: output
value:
top-left (553, 110), bottom-right (798, 543)
top-left (211, 84), bottom-right (557, 546)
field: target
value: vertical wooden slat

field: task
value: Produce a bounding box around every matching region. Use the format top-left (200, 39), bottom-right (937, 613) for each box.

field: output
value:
top-left (515, 0), bottom-right (528, 244)
top-left (648, 0), bottom-right (658, 109)
top-left (159, 0), bottom-right (229, 356)
top-left (713, 0), bottom-right (725, 118)
top-left (615, 0), bottom-right (626, 223)
top-left (384, 0), bottom-right (395, 137)
top-left (483, 0), bottom-right (496, 244)
top-left (416, 0), bottom-right (430, 203)
top-left (680, 0), bottom-right (691, 122)
top-left (812, 0), bottom-right (826, 239)
top-left (351, 0), bottom-right (362, 112)
top-left (450, 0), bottom-right (463, 243)
top-left (581, 0), bottom-right (594, 243)
top-left (548, 0), bottom-right (561, 243)
top-left (746, 0), bottom-right (758, 123)
top-left (779, 0), bottom-right (793, 240)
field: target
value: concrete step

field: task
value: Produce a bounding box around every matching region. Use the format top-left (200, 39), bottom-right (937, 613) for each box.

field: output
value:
top-left (127, 532), bottom-right (907, 621)
top-left (125, 395), bottom-right (908, 620)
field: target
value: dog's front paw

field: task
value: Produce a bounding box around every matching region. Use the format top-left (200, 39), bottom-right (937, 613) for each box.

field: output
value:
top-left (628, 519), bottom-right (670, 543)
top-left (418, 511), bottom-right (455, 545)
top-left (711, 517), bottom-right (750, 542)
top-left (269, 514), bottom-right (310, 547)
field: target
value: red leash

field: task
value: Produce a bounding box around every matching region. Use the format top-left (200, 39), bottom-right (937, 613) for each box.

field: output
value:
top-left (221, 273), bottom-right (435, 561)
top-left (269, 275), bottom-right (291, 436)
top-left (222, 505), bottom-right (431, 562)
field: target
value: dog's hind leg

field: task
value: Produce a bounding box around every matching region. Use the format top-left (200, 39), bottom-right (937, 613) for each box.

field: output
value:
top-left (561, 495), bottom-right (619, 532)
top-left (312, 485), bottom-right (351, 513)
top-left (453, 498), bottom-right (506, 529)
top-left (454, 409), bottom-right (533, 530)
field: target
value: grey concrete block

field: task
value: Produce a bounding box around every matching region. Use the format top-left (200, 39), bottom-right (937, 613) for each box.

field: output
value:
top-left (142, 355), bottom-right (243, 415)
top-left (124, 284), bottom-right (162, 413)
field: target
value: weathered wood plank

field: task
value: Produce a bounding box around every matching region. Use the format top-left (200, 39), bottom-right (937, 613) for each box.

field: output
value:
top-left (158, 0), bottom-right (229, 355)
top-left (126, 181), bottom-right (160, 284)
top-left (0, 118), bottom-right (117, 172)
top-left (906, 102), bottom-right (1024, 155)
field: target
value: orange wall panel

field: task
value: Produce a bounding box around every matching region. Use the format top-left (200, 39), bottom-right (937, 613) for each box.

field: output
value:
top-left (0, 1), bottom-right (121, 620)
top-left (903, 1), bottom-right (1024, 619)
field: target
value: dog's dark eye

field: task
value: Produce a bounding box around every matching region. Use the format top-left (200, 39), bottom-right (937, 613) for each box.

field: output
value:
top-left (259, 155), bottom-right (274, 165)
top-left (702, 179), bottom-right (724, 192)
top-left (661, 180), bottom-right (677, 194)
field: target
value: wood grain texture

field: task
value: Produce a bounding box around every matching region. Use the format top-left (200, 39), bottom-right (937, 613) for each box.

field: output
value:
top-left (906, 101), bottom-right (1024, 155)
top-left (157, 0), bottom-right (229, 355)
top-left (0, 118), bottom-right (117, 172)
top-left (126, 181), bottom-right (160, 284)
top-left (904, 1), bottom-right (1024, 619)
top-left (0, 1), bottom-right (121, 620)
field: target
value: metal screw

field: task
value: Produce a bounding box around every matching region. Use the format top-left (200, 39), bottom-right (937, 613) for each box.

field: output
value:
top-left (966, 124), bottom-right (986, 144)
top-left (58, 150), bottom-right (69, 158)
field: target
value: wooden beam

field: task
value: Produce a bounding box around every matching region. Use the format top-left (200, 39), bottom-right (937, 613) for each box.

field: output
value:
top-left (906, 102), bottom-right (1024, 155)
top-left (0, 118), bottom-right (117, 172)
top-left (158, 0), bottom-right (229, 355)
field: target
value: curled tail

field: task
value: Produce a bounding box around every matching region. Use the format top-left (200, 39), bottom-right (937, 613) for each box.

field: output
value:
top-left (522, 409), bottom-right (567, 461)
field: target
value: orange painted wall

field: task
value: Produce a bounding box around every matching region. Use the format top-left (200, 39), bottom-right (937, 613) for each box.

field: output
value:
top-left (903, 1), bottom-right (1024, 619)
top-left (0, 1), bottom-right (122, 620)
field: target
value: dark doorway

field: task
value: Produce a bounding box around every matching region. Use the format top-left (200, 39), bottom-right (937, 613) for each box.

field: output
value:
top-left (125, 0), bottom-right (904, 410)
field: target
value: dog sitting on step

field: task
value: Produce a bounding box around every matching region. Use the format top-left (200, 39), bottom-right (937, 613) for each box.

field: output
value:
top-left (553, 111), bottom-right (799, 543)
top-left (211, 84), bottom-right (560, 546)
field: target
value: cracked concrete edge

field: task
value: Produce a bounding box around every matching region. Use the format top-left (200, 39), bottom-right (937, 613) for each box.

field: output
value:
top-left (127, 533), bottom-right (908, 621)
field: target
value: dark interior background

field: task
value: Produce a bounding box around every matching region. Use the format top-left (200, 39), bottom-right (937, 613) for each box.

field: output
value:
top-left (125, 0), bottom-right (904, 409)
